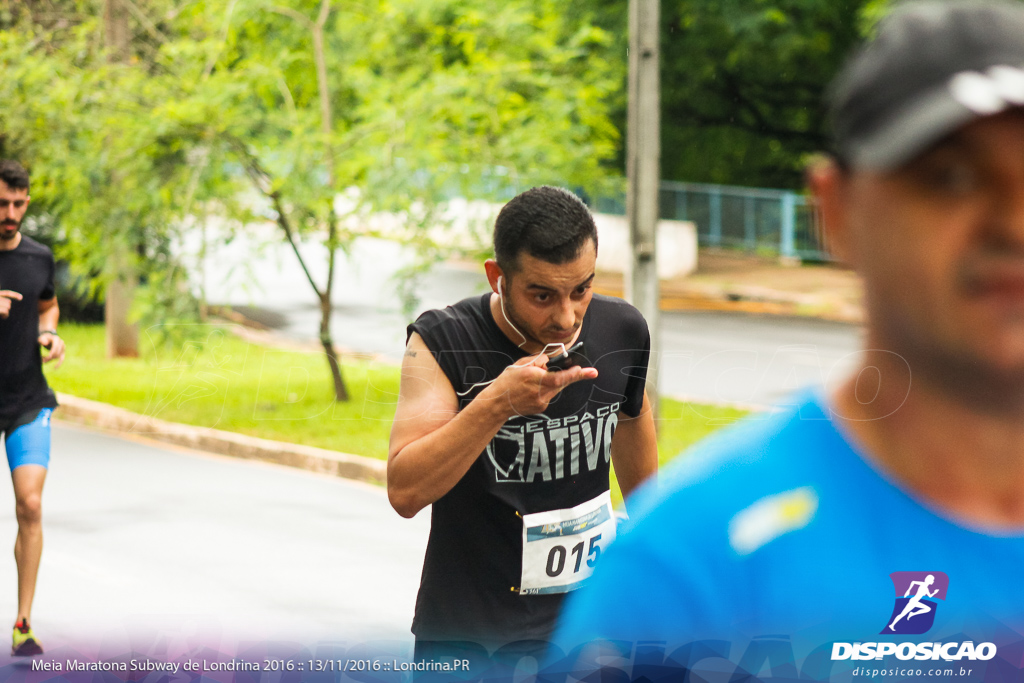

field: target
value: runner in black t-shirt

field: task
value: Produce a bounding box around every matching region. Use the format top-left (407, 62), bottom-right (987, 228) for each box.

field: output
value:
top-left (388, 186), bottom-right (658, 658)
top-left (0, 160), bottom-right (65, 656)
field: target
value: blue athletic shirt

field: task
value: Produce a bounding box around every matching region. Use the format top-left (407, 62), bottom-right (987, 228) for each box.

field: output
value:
top-left (554, 393), bottom-right (1024, 652)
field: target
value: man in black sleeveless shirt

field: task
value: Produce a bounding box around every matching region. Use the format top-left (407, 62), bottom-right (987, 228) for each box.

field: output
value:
top-left (0, 160), bottom-right (65, 656)
top-left (389, 186), bottom-right (658, 656)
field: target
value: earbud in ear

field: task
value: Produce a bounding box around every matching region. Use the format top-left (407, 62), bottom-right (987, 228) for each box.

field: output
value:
top-left (496, 276), bottom-right (504, 296)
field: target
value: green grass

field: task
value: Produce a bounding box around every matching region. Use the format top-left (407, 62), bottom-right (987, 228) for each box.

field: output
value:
top-left (46, 324), bottom-right (749, 501)
top-left (46, 323), bottom-right (402, 459)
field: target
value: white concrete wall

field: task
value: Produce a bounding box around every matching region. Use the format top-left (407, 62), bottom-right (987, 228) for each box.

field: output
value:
top-left (593, 213), bottom-right (698, 279)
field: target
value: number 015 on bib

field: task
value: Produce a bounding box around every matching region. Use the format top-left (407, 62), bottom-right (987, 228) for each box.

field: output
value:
top-left (519, 491), bottom-right (616, 596)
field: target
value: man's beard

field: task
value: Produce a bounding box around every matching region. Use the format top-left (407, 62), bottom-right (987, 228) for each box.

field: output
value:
top-left (502, 294), bottom-right (544, 349)
top-left (0, 220), bottom-right (19, 240)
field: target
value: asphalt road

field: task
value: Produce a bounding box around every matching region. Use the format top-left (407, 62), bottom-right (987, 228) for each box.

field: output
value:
top-left (0, 423), bottom-right (429, 657)
top-left (657, 311), bottom-right (863, 407)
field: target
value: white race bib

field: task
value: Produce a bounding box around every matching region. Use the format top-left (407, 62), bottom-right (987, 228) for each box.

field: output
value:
top-left (519, 491), bottom-right (616, 596)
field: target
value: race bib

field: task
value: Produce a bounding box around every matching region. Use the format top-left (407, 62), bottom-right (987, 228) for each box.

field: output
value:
top-left (519, 491), bottom-right (616, 596)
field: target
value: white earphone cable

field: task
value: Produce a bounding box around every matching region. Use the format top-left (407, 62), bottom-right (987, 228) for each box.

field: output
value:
top-left (454, 277), bottom-right (568, 398)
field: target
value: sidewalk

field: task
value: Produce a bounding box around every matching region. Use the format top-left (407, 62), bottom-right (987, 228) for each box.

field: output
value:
top-left (593, 248), bottom-right (864, 323)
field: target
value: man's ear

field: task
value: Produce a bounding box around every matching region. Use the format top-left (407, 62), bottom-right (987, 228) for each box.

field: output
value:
top-left (806, 157), bottom-right (857, 268)
top-left (484, 259), bottom-right (504, 294)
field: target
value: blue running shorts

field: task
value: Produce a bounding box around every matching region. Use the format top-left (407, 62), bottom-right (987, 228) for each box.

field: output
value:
top-left (1, 408), bottom-right (52, 471)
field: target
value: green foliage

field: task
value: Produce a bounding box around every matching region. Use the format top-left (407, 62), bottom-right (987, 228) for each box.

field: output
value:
top-left (0, 2), bottom-right (241, 325)
top-left (46, 323), bottom-right (404, 458)
top-left (107, 0), bottom-right (624, 251)
top-left (0, 0), bottom-right (622, 277)
top-left (0, 0), bottom-right (623, 395)
top-left (658, 0), bottom-right (871, 189)
top-left (649, 0), bottom-right (1024, 189)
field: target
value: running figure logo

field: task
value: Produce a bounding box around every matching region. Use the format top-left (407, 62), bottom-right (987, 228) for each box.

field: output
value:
top-left (881, 571), bottom-right (949, 635)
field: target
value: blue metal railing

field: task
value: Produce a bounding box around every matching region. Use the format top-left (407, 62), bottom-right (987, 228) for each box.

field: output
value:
top-left (435, 165), bottom-right (833, 262)
top-left (595, 180), bottom-right (831, 262)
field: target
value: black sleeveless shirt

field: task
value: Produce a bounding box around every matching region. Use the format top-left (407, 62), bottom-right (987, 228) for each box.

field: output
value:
top-left (407, 293), bottom-right (650, 647)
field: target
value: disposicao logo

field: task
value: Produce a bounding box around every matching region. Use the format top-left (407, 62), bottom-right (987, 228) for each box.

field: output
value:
top-left (882, 571), bottom-right (948, 635)
top-left (831, 571), bottom-right (997, 662)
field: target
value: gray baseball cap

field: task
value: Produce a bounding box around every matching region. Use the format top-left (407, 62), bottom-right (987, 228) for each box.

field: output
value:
top-left (830, 0), bottom-right (1024, 170)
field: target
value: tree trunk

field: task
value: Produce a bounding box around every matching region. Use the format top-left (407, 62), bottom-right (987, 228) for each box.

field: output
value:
top-left (104, 0), bottom-right (140, 358)
top-left (105, 270), bottom-right (139, 358)
top-left (103, 0), bottom-right (130, 61)
top-left (319, 293), bottom-right (349, 402)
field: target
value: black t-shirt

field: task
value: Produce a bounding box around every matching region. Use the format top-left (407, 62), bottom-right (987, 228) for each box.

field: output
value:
top-left (407, 293), bottom-right (650, 647)
top-left (0, 236), bottom-right (58, 420)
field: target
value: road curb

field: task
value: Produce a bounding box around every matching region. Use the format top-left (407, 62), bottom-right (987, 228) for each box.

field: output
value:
top-left (54, 393), bottom-right (388, 486)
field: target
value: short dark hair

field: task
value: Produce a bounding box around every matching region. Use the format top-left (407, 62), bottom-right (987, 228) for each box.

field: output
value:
top-left (0, 160), bottom-right (29, 192)
top-left (493, 186), bottom-right (598, 273)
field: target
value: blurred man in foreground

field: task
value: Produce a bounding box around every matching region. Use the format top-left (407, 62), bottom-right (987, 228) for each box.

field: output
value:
top-left (555, 0), bottom-right (1024, 664)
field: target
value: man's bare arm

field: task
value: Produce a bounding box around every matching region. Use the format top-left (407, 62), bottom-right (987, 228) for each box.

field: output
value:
top-left (387, 332), bottom-right (597, 518)
top-left (609, 391), bottom-right (658, 511)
